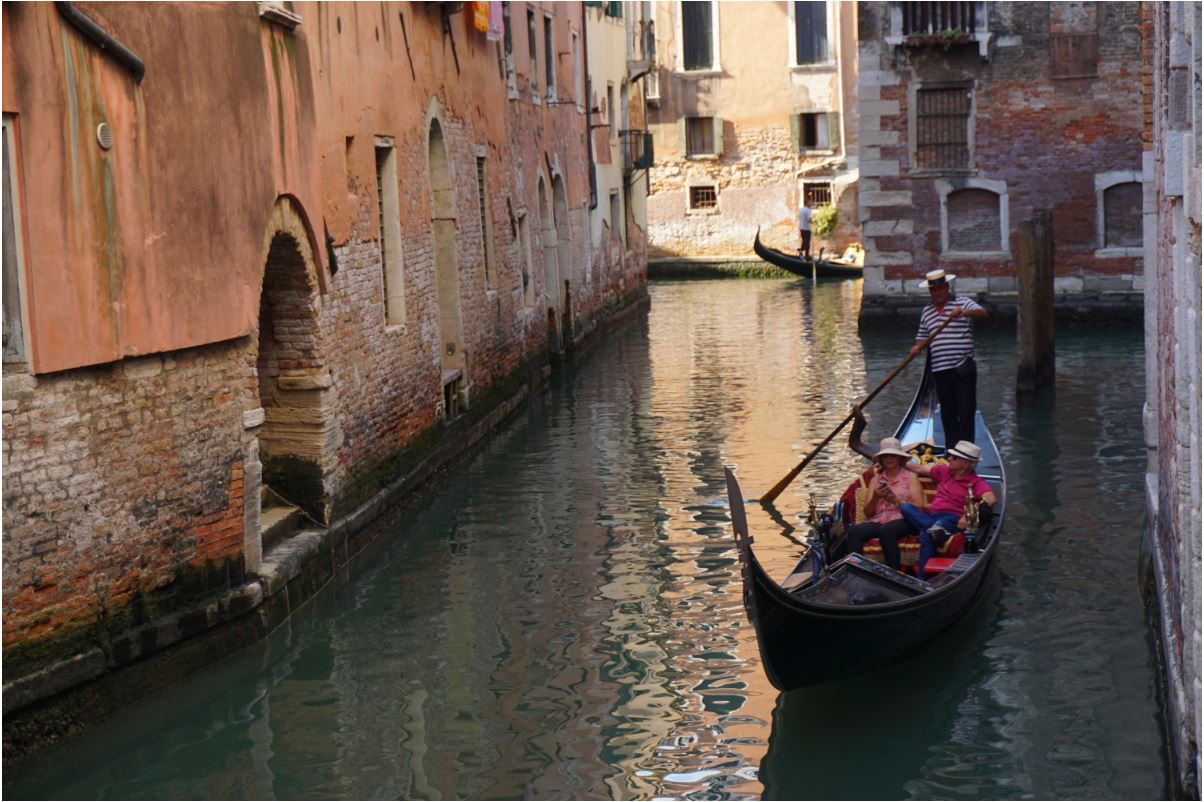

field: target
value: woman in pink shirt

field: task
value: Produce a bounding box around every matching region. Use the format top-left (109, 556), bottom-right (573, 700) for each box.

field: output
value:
top-left (839, 437), bottom-right (924, 571)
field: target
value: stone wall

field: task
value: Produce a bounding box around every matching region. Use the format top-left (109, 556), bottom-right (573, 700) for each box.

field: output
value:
top-left (857, 2), bottom-right (1147, 318)
top-left (1142, 2), bottom-right (1201, 798)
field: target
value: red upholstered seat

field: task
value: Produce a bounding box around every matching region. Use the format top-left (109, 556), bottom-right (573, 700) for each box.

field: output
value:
top-left (921, 556), bottom-right (959, 575)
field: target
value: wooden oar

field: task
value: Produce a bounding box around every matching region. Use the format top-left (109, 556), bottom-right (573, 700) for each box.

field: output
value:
top-left (757, 313), bottom-right (959, 506)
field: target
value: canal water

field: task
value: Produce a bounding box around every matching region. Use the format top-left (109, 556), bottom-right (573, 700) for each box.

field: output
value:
top-left (7, 278), bottom-right (1167, 800)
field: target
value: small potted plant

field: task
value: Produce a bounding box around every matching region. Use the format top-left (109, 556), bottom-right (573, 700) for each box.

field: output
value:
top-left (905, 27), bottom-right (970, 52)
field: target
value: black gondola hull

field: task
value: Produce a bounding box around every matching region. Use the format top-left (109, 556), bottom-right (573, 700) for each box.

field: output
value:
top-left (753, 229), bottom-right (863, 279)
top-left (738, 531), bottom-right (997, 689)
top-left (725, 360), bottom-right (1006, 691)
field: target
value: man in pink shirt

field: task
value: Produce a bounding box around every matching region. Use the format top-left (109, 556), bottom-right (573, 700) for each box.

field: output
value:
top-left (901, 440), bottom-right (998, 578)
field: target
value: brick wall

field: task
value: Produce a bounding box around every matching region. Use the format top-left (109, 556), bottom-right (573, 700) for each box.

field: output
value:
top-left (1143, 2), bottom-right (1201, 797)
top-left (858, 2), bottom-right (1146, 308)
top-left (2, 344), bottom-right (248, 675)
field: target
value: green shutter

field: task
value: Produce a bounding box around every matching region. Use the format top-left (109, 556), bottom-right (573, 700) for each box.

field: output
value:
top-left (677, 118), bottom-right (687, 155)
top-left (712, 116), bottom-right (724, 155)
top-left (584, 1), bottom-right (603, 7)
top-left (790, 114), bottom-right (802, 154)
top-left (826, 111), bottom-right (841, 152)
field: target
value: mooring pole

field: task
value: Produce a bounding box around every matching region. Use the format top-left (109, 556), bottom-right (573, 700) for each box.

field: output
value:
top-left (1016, 209), bottom-right (1055, 398)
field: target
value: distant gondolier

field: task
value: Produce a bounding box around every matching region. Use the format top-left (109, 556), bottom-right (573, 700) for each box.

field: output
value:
top-left (798, 202), bottom-right (813, 257)
top-left (909, 269), bottom-right (987, 445)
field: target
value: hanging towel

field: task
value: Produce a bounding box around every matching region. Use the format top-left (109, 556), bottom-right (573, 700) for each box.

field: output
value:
top-left (487, 1), bottom-right (504, 41)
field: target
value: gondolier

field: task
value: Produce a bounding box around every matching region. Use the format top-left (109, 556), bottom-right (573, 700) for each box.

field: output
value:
top-left (908, 269), bottom-right (986, 445)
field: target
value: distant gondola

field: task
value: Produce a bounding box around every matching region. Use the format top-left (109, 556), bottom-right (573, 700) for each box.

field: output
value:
top-left (753, 228), bottom-right (864, 279)
top-left (725, 362), bottom-right (1006, 690)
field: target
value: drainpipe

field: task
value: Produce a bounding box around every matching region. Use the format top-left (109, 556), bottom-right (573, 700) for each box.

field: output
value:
top-left (55, 1), bottom-right (145, 83)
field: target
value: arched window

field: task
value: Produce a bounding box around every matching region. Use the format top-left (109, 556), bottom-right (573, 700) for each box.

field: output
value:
top-left (936, 177), bottom-right (1009, 256)
top-left (1095, 172), bottom-right (1143, 254)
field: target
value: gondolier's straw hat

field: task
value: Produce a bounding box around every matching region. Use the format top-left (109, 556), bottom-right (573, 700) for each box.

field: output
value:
top-left (947, 441), bottom-right (981, 462)
top-left (873, 437), bottom-right (912, 461)
top-left (918, 268), bottom-right (956, 288)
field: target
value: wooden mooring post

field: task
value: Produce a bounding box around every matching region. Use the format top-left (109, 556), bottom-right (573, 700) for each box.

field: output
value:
top-left (1016, 209), bottom-right (1055, 398)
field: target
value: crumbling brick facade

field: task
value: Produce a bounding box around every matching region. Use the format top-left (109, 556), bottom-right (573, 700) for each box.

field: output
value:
top-left (858, 1), bottom-right (1146, 319)
top-left (1, 1), bottom-right (648, 740)
top-left (1142, 2), bottom-right (1201, 797)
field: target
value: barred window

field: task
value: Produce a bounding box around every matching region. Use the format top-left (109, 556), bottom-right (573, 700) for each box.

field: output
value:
top-left (688, 184), bottom-right (718, 210)
top-left (803, 182), bottom-right (832, 207)
top-left (916, 87), bottom-right (971, 170)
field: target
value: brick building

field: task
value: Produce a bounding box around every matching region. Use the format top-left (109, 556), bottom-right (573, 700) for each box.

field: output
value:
top-left (643, 0), bottom-right (860, 258)
top-left (857, 1), bottom-right (1146, 319)
top-left (2, 1), bottom-right (647, 746)
top-left (1142, 2), bottom-right (1201, 797)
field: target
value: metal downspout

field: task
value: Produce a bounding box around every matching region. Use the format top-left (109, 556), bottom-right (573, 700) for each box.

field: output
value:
top-left (55, 1), bottom-right (146, 83)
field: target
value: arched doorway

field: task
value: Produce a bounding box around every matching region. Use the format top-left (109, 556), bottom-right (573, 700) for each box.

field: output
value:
top-left (429, 119), bottom-right (466, 415)
top-left (253, 200), bottom-right (338, 528)
top-left (552, 175), bottom-right (573, 348)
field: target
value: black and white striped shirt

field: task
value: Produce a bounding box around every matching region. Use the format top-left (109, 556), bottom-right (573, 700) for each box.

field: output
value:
top-left (916, 295), bottom-right (983, 372)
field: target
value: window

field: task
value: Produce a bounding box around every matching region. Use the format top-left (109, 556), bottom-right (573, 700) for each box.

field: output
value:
top-left (915, 86), bottom-right (971, 170)
top-left (1095, 173), bottom-right (1143, 254)
top-left (802, 181), bottom-right (833, 208)
top-left (607, 83), bottom-right (616, 136)
top-left (1103, 183), bottom-right (1141, 247)
top-left (794, 1), bottom-right (830, 65)
top-left (503, 4), bottom-right (516, 93)
top-left (528, 10), bottom-right (539, 96)
top-left (684, 116), bottom-right (723, 156)
top-left (544, 15), bottom-right (556, 100)
top-left (3, 115), bottom-right (27, 363)
top-left (610, 191), bottom-right (623, 242)
top-left (936, 177), bottom-right (1008, 255)
top-left (682, 1), bottom-right (714, 70)
top-left (476, 156), bottom-right (497, 288)
top-left (947, 189), bottom-right (1001, 252)
top-left (572, 31), bottom-right (582, 106)
top-left (375, 140), bottom-right (405, 326)
top-left (793, 112), bottom-right (840, 152)
top-left (517, 212), bottom-right (534, 306)
top-left (688, 184), bottom-right (718, 211)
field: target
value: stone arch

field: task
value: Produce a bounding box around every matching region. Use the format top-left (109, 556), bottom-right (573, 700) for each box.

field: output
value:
top-left (552, 174), bottom-right (573, 346)
top-left (250, 197), bottom-right (340, 537)
top-left (537, 175), bottom-right (561, 349)
top-left (428, 117), bottom-right (466, 410)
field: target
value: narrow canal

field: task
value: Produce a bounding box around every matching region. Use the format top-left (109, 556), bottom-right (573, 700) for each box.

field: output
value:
top-left (7, 278), bottom-right (1166, 800)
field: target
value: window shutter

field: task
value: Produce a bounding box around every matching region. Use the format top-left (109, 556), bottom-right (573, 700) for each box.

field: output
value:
top-left (826, 111), bottom-right (841, 152)
top-left (790, 114), bottom-right (802, 154)
top-left (712, 116), bottom-right (724, 155)
top-left (677, 118), bottom-right (687, 155)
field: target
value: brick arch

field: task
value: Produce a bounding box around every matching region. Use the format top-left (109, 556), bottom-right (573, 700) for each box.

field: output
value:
top-left (248, 197), bottom-right (340, 528)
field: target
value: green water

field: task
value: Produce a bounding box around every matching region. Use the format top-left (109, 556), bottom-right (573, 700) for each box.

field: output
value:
top-left (6, 278), bottom-right (1167, 800)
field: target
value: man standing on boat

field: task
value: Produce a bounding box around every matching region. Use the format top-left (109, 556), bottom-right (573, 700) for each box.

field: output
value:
top-left (798, 201), bottom-right (813, 257)
top-left (909, 269), bottom-right (987, 445)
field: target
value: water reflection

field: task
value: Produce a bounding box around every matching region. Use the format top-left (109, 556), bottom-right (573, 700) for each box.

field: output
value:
top-left (5, 279), bottom-right (1165, 801)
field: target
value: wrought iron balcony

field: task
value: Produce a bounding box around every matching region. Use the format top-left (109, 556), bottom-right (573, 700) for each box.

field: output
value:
top-left (620, 130), bottom-right (653, 172)
top-left (902, 1), bottom-right (977, 36)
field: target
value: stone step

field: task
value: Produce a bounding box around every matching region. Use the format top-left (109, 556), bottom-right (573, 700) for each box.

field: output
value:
top-left (260, 502), bottom-right (303, 553)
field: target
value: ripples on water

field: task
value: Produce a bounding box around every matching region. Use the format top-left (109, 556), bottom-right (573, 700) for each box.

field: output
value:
top-left (6, 278), bottom-right (1167, 800)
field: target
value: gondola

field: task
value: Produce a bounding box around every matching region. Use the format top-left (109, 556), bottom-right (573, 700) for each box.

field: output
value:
top-left (752, 228), bottom-right (864, 279)
top-left (725, 363), bottom-right (1006, 690)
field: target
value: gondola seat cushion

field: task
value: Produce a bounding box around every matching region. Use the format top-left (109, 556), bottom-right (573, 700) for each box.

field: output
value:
top-left (838, 469), bottom-right (965, 568)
